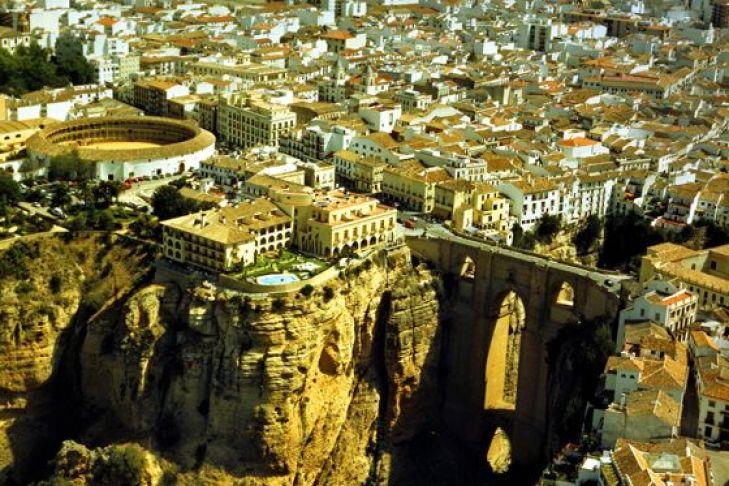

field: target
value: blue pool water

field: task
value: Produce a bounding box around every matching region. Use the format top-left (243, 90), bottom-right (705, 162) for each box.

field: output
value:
top-left (257, 273), bottom-right (300, 285)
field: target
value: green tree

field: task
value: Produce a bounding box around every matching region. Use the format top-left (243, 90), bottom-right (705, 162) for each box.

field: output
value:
top-left (50, 183), bottom-right (71, 208)
top-left (0, 172), bottom-right (21, 207)
top-left (54, 33), bottom-right (95, 85)
top-left (67, 212), bottom-right (88, 232)
top-left (535, 214), bottom-right (561, 243)
top-left (599, 213), bottom-right (665, 270)
top-left (511, 223), bottom-right (536, 251)
top-left (78, 179), bottom-right (93, 206)
top-left (151, 185), bottom-right (199, 220)
top-left (573, 215), bottom-right (602, 255)
top-left (93, 180), bottom-right (121, 208)
top-left (92, 445), bottom-right (147, 485)
top-left (93, 210), bottom-right (116, 231)
top-left (48, 150), bottom-right (96, 181)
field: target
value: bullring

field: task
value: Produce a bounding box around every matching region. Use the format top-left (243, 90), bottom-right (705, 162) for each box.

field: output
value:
top-left (26, 116), bottom-right (216, 180)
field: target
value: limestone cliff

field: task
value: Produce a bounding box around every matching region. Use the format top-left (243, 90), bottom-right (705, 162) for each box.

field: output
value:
top-left (44, 246), bottom-right (443, 484)
top-left (0, 234), bottom-right (155, 483)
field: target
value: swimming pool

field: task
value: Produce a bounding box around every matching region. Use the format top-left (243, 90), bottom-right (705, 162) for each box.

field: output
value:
top-left (256, 273), bottom-right (301, 285)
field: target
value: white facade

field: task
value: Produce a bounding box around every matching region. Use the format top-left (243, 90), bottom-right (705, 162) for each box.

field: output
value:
top-left (96, 143), bottom-right (216, 181)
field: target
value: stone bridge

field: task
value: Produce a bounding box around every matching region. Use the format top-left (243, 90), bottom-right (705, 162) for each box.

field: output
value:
top-left (405, 234), bottom-right (628, 470)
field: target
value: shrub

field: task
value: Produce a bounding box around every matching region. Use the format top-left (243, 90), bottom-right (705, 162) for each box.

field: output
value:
top-left (323, 286), bottom-right (335, 302)
top-left (535, 214), bottom-right (561, 243)
top-left (300, 284), bottom-right (314, 297)
top-left (93, 444), bottom-right (146, 485)
top-left (49, 273), bottom-right (63, 293)
top-left (0, 240), bottom-right (38, 280)
top-left (573, 215), bottom-right (601, 255)
top-left (511, 223), bottom-right (536, 251)
top-left (272, 298), bottom-right (285, 311)
top-left (15, 280), bottom-right (34, 294)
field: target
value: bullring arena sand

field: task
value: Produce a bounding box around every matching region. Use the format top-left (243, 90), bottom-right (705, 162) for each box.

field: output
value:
top-left (61, 141), bottom-right (163, 150)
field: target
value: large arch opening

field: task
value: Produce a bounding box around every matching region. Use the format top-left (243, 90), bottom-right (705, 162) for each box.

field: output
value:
top-left (484, 290), bottom-right (525, 411)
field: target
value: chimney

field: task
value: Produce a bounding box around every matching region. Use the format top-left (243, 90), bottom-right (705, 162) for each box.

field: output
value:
top-left (619, 393), bottom-right (627, 408)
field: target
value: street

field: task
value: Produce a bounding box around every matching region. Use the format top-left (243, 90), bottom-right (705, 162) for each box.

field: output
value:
top-left (118, 177), bottom-right (179, 208)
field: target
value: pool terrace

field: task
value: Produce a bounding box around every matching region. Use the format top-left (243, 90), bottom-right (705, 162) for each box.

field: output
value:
top-left (226, 248), bottom-right (330, 282)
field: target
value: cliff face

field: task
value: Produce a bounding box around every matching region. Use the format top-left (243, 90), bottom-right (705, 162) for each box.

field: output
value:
top-left (0, 234), bottom-right (154, 482)
top-left (64, 246), bottom-right (442, 484)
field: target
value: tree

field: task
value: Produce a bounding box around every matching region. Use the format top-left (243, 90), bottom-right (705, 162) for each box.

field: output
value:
top-left (0, 172), bottom-right (21, 207)
top-left (599, 213), bottom-right (665, 270)
top-left (54, 33), bottom-right (95, 85)
top-left (78, 179), bottom-right (93, 207)
top-left (93, 445), bottom-right (147, 485)
top-left (535, 214), bottom-right (561, 243)
top-left (151, 185), bottom-right (200, 220)
top-left (67, 212), bottom-right (88, 232)
top-left (50, 183), bottom-right (71, 208)
top-left (573, 215), bottom-right (602, 255)
top-left (48, 151), bottom-right (94, 181)
top-left (93, 210), bottom-right (116, 231)
top-left (511, 223), bottom-right (536, 251)
top-left (93, 180), bottom-right (121, 208)
top-left (0, 43), bottom-right (63, 95)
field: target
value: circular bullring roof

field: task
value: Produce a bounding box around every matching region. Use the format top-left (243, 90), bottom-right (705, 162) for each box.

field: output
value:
top-left (26, 116), bottom-right (216, 163)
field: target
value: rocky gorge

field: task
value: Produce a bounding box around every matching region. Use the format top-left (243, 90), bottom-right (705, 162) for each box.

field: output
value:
top-left (0, 235), bottom-right (462, 485)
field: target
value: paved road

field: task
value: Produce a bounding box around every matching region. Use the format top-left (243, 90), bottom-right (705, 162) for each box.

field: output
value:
top-left (405, 229), bottom-right (631, 291)
top-left (17, 201), bottom-right (59, 220)
top-left (682, 360), bottom-right (700, 438)
top-left (118, 177), bottom-right (180, 208)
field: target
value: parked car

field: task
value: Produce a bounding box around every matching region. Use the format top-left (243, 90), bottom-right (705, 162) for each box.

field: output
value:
top-left (49, 207), bottom-right (66, 219)
top-left (404, 219), bottom-right (417, 229)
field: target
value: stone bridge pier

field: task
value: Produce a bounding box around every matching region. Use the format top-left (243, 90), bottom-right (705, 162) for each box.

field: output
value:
top-left (405, 235), bottom-right (624, 469)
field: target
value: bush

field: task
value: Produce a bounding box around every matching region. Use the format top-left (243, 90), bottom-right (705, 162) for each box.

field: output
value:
top-left (0, 240), bottom-right (39, 280)
top-left (49, 273), bottom-right (63, 293)
top-left (573, 215), bottom-right (601, 255)
top-left (511, 223), bottom-right (536, 251)
top-left (67, 212), bottom-right (88, 232)
top-left (93, 445), bottom-right (146, 485)
top-left (93, 209), bottom-right (116, 231)
top-left (272, 298), bottom-right (285, 311)
top-left (535, 214), bottom-right (561, 243)
top-left (15, 280), bottom-right (34, 294)
top-left (323, 286), bottom-right (335, 302)
top-left (300, 284), bottom-right (314, 297)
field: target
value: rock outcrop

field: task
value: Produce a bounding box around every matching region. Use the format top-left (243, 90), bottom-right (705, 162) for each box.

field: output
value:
top-left (0, 234), bottom-right (154, 483)
top-left (56, 245), bottom-right (443, 484)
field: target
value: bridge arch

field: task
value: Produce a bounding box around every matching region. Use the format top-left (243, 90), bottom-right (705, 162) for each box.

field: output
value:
top-left (459, 255), bottom-right (476, 280)
top-left (553, 281), bottom-right (575, 307)
top-left (484, 290), bottom-right (526, 411)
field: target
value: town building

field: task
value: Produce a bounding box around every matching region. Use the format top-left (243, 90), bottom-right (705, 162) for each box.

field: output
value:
top-left (217, 94), bottom-right (296, 149)
top-left (295, 190), bottom-right (397, 257)
top-left (640, 243), bottom-right (729, 310)
top-left (161, 198), bottom-right (294, 272)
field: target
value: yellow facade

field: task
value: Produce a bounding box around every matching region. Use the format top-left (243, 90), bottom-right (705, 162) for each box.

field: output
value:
top-left (333, 150), bottom-right (385, 193)
top-left (382, 161), bottom-right (450, 213)
top-left (296, 190), bottom-right (397, 257)
top-left (162, 199), bottom-right (293, 272)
